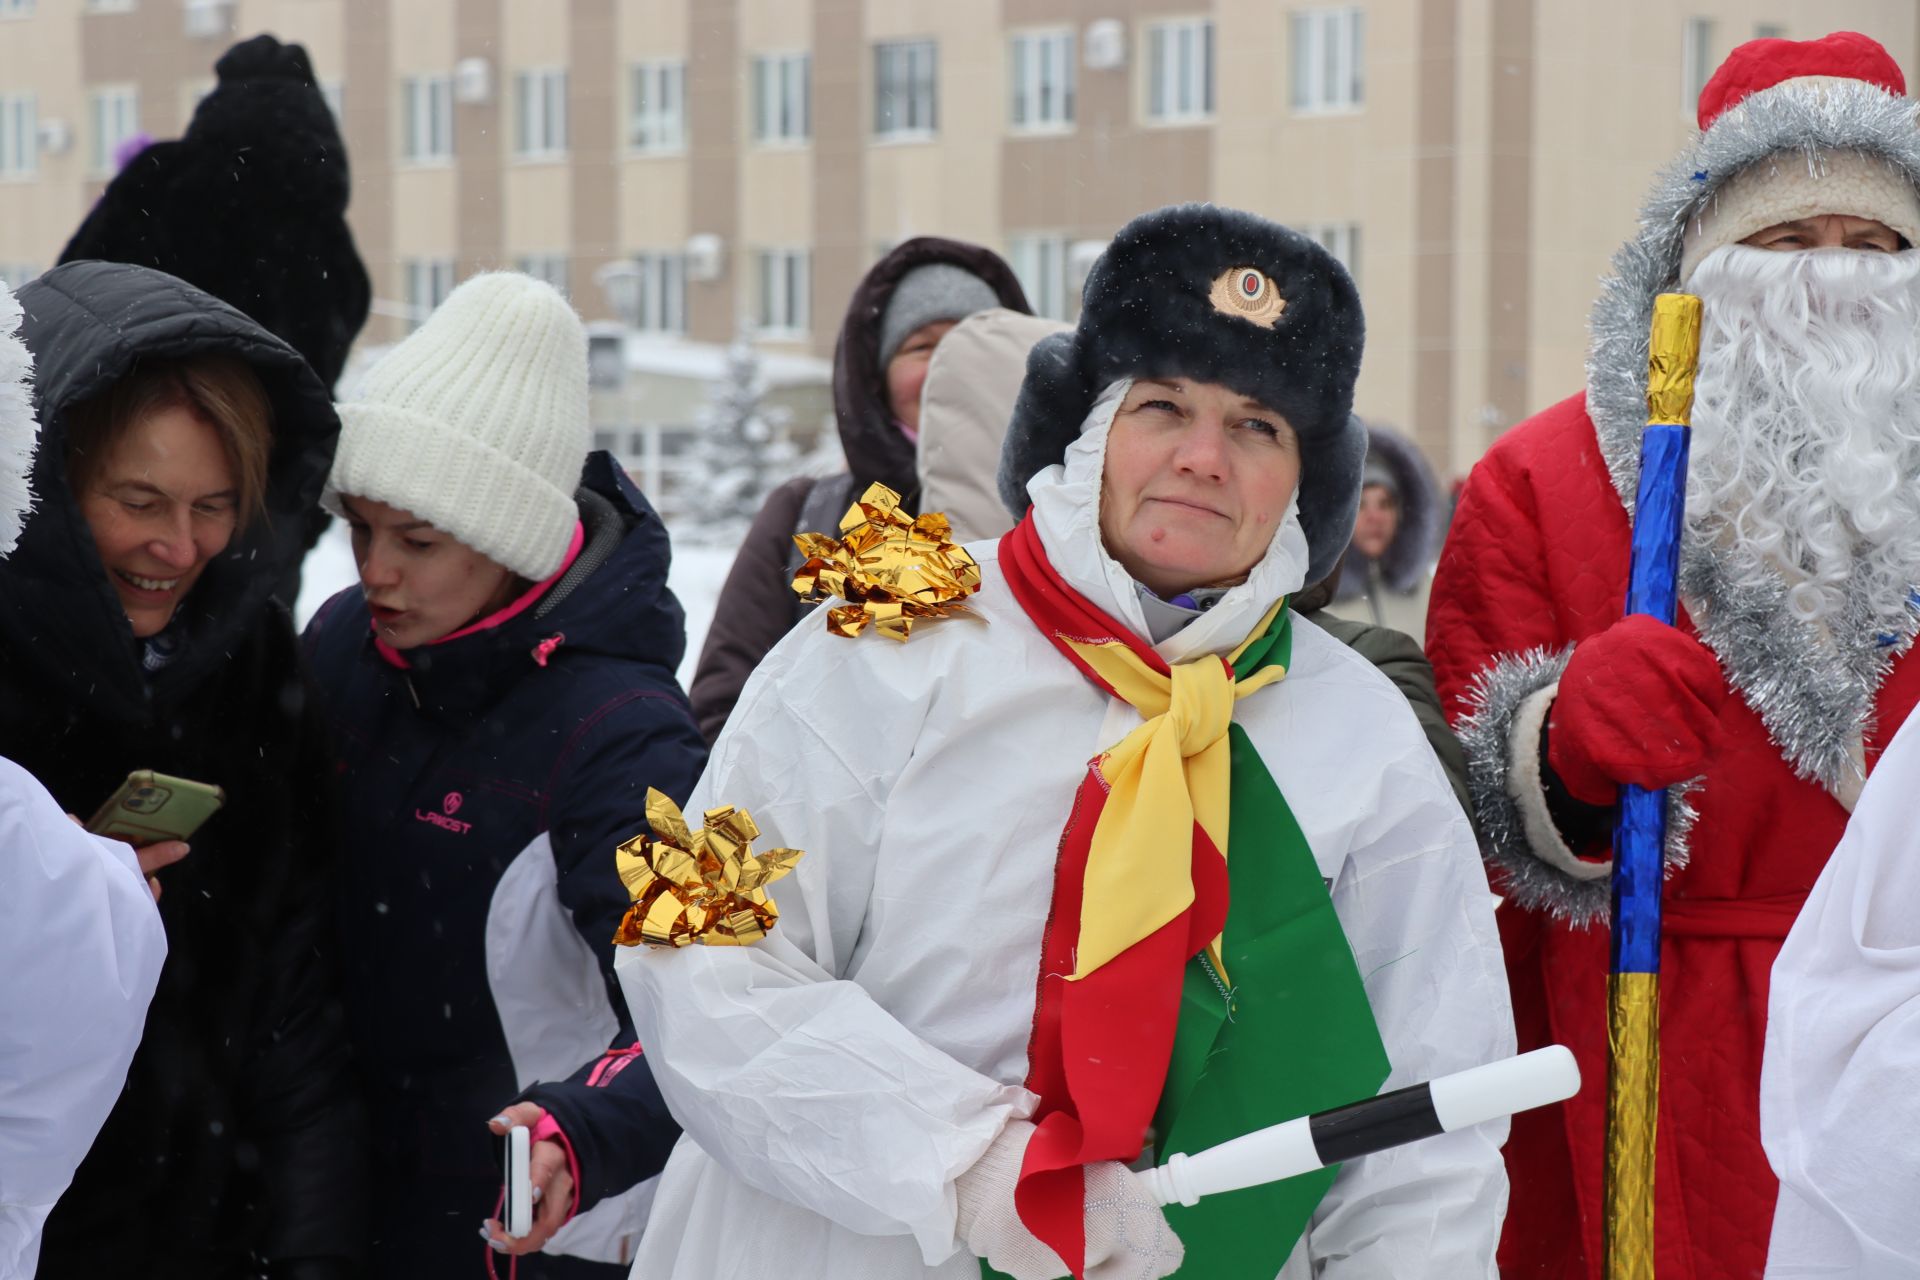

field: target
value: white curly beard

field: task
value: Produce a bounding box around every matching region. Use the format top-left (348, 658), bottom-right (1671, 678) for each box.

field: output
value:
top-left (1687, 243), bottom-right (1920, 640)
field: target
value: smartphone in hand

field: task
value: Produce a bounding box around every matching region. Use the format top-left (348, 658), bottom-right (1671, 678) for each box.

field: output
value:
top-left (502, 1124), bottom-right (532, 1238)
top-left (87, 770), bottom-right (226, 844)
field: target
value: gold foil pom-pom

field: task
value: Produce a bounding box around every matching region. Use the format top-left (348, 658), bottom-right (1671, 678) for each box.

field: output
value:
top-left (790, 482), bottom-right (983, 641)
top-left (612, 788), bottom-right (804, 948)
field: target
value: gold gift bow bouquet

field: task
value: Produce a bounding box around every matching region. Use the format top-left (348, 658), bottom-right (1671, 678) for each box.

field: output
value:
top-left (791, 482), bottom-right (983, 640)
top-left (612, 788), bottom-right (804, 948)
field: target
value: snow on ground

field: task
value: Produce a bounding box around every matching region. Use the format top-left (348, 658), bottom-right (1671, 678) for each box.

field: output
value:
top-left (294, 516), bottom-right (741, 690)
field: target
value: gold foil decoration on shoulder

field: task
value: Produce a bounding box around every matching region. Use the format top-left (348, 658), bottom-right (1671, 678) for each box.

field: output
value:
top-left (1645, 292), bottom-right (1704, 426)
top-left (612, 788), bottom-right (804, 948)
top-left (791, 482), bottom-right (983, 641)
top-left (1208, 266), bottom-right (1287, 329)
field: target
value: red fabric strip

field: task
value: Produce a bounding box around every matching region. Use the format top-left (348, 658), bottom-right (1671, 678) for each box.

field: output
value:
top-left (999, 512), bottom-right (1233, 1277)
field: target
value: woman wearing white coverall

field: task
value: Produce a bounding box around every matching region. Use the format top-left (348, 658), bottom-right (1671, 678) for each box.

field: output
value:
top-left (618, 205), bottom-right (1514, 1279)
top-left (0, 282), bottom-right (166, 1279)
top-left (1762, 709), bottom-right (1920, 1278)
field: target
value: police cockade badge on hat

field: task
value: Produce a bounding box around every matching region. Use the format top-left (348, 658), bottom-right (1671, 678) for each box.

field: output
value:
top-left (612, 789), bottom-right (804, 948)
top-left (1209, 266), bottom-right (1287, 329)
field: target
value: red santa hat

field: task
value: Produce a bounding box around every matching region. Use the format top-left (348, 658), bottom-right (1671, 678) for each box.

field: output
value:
top-left (1680, 32), bottom-right (1920, 282)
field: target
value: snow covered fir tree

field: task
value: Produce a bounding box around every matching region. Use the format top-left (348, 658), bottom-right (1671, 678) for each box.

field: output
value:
top-left (697, 333), bottom-right (796, 533)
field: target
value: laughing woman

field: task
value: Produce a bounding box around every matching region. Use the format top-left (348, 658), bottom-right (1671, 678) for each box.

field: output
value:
top-left (302, 273), bottom-right (703, 1278)
top-left (617, 205), bottom-right (1515, 1280)
top-left (0, 261), bottom-right (364, 1280)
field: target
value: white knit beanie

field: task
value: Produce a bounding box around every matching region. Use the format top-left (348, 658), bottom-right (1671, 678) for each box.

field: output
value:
top-left (327, 272), bottom-right (589, 580)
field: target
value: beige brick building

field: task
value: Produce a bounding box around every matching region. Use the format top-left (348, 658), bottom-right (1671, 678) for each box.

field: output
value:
top-left (3, 0), bottom-right (1919, 480)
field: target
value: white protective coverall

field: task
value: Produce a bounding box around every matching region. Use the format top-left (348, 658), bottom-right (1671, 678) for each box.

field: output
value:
top-left (618, 391), bottom-right (1516, 1279)
top-left (1762, 711), bottom-right (1920, 1278)
top-left (0, 756), bottom-right (165, 1279)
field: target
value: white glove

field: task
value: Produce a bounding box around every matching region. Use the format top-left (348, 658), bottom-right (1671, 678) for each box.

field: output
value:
top-left (954, 1119), bottom-right (1184, 1280)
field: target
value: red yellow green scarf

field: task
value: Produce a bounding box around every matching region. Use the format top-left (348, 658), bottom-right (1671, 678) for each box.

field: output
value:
top-left (994, 512), bottom-right (1389, 1279)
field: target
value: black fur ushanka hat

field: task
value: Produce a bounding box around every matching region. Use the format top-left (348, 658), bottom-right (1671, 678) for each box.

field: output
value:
top-left (996, 203), bottom-right (1367, 584)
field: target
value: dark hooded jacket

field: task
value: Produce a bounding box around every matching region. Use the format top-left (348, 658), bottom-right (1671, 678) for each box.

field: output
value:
top-left (60, 35), bottom-right (370, 393)
top-left (688, 238), bottom-right (1029, 743)
top-left (2, 261), bottom-right (363, 1279)
top-left (302, 454), bottom-right (704, 1275)
top-left (1326, 421), bottom-right (1441, 632)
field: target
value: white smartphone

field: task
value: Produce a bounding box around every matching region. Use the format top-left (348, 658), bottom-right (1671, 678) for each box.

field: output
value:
top-left (503, 1124), bottom-right (532, 1238)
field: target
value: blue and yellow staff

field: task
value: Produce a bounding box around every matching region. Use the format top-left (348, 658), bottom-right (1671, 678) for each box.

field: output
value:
top-left (1605, 292), bottom-right (1703, 1279)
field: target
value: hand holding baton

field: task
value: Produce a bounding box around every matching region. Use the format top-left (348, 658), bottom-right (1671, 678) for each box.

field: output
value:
top-left (1136, 1045), bottom-right (1580, 1207)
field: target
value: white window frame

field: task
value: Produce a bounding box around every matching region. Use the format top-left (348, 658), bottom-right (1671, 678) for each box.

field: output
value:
top-left (1008, 232), bottom-right (1072, 321)
top-left (1683, 18), bottom-right (1716, 112)
top-left (320, 80), bottom-right (345, 126)
top-left (0, 0), bottom-right (36, 19)
top-left (515, 253), bottom-right (569, 297)
top-left (751, 52), bottom-right (810, 145)
top-left (0, 93), bottom-right (37, 180)
top-left (401, 75), bottom-right (453, 163)
top-left (1144, 18), bottom-right (1214, 125)
top-left (755, 248), bottom-right (811, 337)
top-left (88, 85), bottom-right (140, 175)
top-left (404, 258), bottom-right (455, 330)
top-left (1306, 222), bottom-right (1362, 286)
top-left (1290, 8), bottom-right (1365, 114)
top-left (514, 68), bottom-right (568, 160)
top-left (1010, 29), bottom-right (1075, 133)
top-left (632, 251), bottom-right (687, 334)
top-left (874, 39), bottom-right (938, 140)
top-left (630, 59), bottom-right (686, 154)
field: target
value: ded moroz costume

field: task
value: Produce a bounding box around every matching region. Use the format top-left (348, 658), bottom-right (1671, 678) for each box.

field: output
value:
top-left (1428, 30), bottom-right (1920, 1280)
top-left (619, 204), bottom-right (1514, 1280)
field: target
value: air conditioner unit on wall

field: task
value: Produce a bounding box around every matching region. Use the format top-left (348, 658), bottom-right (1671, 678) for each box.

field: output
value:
top-left (183, 0), bottom-right (234, 39)
top-left (454, 58), bottom-right (493, 105)
top-left (37, 119), bottom-right (72, 156)
top-left (1084, 20), bottom-right (1126, 71)
top-left (684, 234), bottom-right (725, 284)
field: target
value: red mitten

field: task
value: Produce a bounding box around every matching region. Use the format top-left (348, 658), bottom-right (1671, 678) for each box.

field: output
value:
top-left (1547, 615), bottom-right (1728, 806)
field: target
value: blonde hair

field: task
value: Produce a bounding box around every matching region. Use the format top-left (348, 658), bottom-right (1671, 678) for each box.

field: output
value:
top-left (65, 355), bottom-right (275, 525)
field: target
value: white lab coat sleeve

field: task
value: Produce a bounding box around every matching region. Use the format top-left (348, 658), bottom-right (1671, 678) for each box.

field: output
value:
top-left (1761, 716), bottom-right (1920, 1279)
top-left (1305, 753), bottom-right (1516, 1278)
top-left (617, 678), bottom-right (1035, 1267)
top-left (0, 758), bottom-right (166, 1280)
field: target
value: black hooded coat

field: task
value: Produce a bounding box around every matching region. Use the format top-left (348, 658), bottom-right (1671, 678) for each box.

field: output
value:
top-left (1, 262), bottom-right (364, 1279)
top-left (687, 238), bottom-right (1029, 742)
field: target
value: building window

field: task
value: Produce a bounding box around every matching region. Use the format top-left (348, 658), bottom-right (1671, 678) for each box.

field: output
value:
top-left (320, 80), bottom-right (344, 125)
top-left (633, 252), bottom-right (687, 333)
top-left (401, 75), bottom-right (452, 162)
top-left (1290, 8), bottom-right (1364, 113)
top-left (0, 0), bottom-right (36, 17)
top-left (0, 263), bottom-right (36, 290)
top-left (0, 94), bottom-right (36, 179)
top-left (515, 253), bottom-right (569, 297)
top-left (1754, 22), bottom-right (1786, 40)
top-left (1683, 18), bottom-right (1716, 110)
top-left (1010, 30), bottom-right (1074, 131)
top-left (404, 258), bottom-right (455, 330)
top-left (1308, 222), bottom-right (1362, 286)
top-left (752, 52), bottom-right (810, 143)
top-left (630, 60), bottom-right (685, 153)
top-left (1008, 234), bottom-right (1071, 321)
top-left (88, 86), bottom-right (139, 174)
top-left (874, 40), bottom-right (938, 138)
top-left (1145, 18), bottom-right (1214, 124)
top-left (755, 249), bottom-right (810, 335)
top-left (514, 69), bottom-right (568, 159)
top-left (84, 0), bottom-right (133, 11)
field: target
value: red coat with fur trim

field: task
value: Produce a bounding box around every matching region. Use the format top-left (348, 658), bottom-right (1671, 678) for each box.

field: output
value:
top-left (1428, 391), bottom-right (1920, 1280)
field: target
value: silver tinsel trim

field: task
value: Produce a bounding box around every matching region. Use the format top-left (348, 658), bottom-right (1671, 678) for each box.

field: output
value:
top-left (1585, 80), bottom-right (1920, 793)
top-left (1458, 646), bottom-right (1696, 929)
